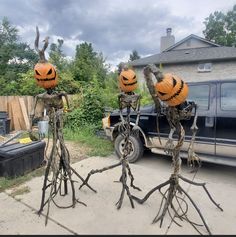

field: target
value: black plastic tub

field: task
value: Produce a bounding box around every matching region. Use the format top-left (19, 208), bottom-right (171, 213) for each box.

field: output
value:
top-left (0, 111), bottom-right (10, 135)
top-left (0, 141), bottom-right (46, 177)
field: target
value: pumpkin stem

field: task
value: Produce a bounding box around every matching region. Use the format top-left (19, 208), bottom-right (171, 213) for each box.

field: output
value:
top-left (35, 26), bottom-right (49, 62)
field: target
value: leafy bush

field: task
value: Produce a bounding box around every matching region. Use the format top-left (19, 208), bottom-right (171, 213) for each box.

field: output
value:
top-left (136, 82), bottom-right (153, 106)
top-left (63, 126), bottom-right (113, 157)
top-left (18, 70), bottom-right (44, 95)
top-left (100, 71), bottom-right (120, 110)
top-left (64, 77), bottom-right (105, 130)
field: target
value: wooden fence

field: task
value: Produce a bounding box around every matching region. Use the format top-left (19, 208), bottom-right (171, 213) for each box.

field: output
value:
top-left (0, 95), bottom-right (77, 132)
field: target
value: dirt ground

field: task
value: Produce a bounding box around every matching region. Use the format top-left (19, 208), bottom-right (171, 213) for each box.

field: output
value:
top-left (0, 130), bottom-right (93, 165)
top-left (44, 139), bottom-right (92, 164)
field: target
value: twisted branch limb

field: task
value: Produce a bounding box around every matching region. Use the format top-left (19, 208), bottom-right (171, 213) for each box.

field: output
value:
top-left (79, 162), bottom-right (122, 191)
top-left (33, 92), bottom-right (95, 225)
top-left (34, 26), bottom-right (49, 62)
top-left (131, 173), bottom-right (222, 235)
top-left (187, 103), bottom-right (201, 170)
top-left (80, 92), bottom-right (141, 209)
top-left (136, 64), bottom-right (223, 235)
top-left (115, 158), bottom-right (135, 209)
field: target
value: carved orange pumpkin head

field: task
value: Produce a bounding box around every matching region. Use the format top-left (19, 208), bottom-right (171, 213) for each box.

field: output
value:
top-left (118, 69), bottom-right (137, 93)
top-left (155, 73), bottom-right (189, 106)
top-left (34, 62), bottom-right (58, 89)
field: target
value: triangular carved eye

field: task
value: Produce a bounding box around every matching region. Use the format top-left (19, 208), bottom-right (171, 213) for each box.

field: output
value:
top-left (172, 77), bottom-right (177, 87)
top-left (133, 75), bottom-right (136, 79)
top-left (122, 76), bottom-right (129, 81)
top-left (158, 91), bottom-right (166, 96)
top-left (47, 68), bottom-right (52, 75)
top-left (35, 70), bottom-right (41, 76)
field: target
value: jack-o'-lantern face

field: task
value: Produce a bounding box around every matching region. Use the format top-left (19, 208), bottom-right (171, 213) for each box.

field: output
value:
top-left (34, 62), bottom-right (58, 89)
top-left (119, 69), bottom-right (137, 93)
top-left (155, 73), bottom-right (189, 106)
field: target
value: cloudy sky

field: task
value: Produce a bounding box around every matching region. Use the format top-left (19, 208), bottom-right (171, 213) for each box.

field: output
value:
top-left (1, 0), bottom-right (236, 70)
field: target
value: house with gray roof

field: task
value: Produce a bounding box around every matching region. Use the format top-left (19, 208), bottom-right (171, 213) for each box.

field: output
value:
top-left (129, 28), bottom-right (236, 84)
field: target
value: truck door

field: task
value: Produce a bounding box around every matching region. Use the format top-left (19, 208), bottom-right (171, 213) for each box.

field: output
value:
top-left (215, 81), bottom-right (236, 163)
top-left (183, 82), bottom-right (216, 155)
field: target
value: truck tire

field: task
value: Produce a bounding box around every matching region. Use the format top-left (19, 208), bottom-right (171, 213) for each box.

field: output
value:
top-left (114, 134), bottom-right (144, 163)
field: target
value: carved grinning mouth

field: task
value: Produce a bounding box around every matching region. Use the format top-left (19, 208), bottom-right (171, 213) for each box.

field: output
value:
top-left (124, 81), bottom-right (137, 86)
top-left (37, 77), bottom-right (56, 81)
top-left (35, 68), bottom-right (57, 82)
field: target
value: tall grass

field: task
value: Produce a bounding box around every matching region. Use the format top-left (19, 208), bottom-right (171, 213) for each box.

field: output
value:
top-left (63, 126), bottom-right (114, 157)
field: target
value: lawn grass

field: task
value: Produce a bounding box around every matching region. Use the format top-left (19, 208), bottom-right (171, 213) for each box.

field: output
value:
top-left (63, 126), bottom-right (114, 157)
top-left (0, 166), bottom-right (45, 193)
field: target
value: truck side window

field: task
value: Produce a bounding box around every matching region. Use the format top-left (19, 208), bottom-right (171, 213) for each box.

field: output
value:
top-left (187, 85), bottom-right (209, 110)
top-left (221, 83), bottom-right (236, 110)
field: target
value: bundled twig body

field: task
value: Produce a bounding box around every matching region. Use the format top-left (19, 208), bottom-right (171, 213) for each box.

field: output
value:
top-left (30, 90), bottom-right (96, 225)
top-left (31, 26), bottom-right (95, 225)
top-left (131, 64), bottom-right (223, 235)
top-left (80, 92), bottom-right (141, 209)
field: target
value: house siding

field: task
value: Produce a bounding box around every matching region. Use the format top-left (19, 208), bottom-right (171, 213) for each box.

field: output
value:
top-left (172, 38), bottom-right (213, 50)
top-left (134, 60), bottom-right (236, 85)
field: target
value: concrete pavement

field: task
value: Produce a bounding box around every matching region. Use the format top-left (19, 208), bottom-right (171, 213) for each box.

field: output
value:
top-left (0, 154), bottom-right (236, 235)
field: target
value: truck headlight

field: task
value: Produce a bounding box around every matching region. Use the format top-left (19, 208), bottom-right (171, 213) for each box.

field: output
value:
top-left (102, 115), bottom-right (110, 129)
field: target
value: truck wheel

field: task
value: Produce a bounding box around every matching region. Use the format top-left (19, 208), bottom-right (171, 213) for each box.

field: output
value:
top-left (114, 134), bottom-right (144, 163)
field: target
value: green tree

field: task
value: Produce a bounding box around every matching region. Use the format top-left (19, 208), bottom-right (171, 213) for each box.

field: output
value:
top-left (64, 76), bottom-right (105, 130)
top-left (72, 42), bottom-right (97, 83)
top-left (129, 49), bottom-right (141, 61)
top-left (64, 42), bottom-right (111, 129)
top-left (0, 17), bottom-right (19, 79)
top-left (72, 42), bottom-right (108, 87)
top-left (49, 39), bottom-right (67, 71)
top-left (203, 4), bottom-right (236, 46)
top-left (56, 70), bottom-right (81, 94)
top-left (100, 71), bottom-right (120, 110)
top-left (18, 70), bottom-right (44, 96)
top-left (48, 38), bottom-right (81, 94)
top-left (0, 17), bottom-right (38, 95)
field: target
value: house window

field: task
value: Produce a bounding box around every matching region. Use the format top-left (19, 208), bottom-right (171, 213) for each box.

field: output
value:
top-left (221, 83), bottom-right (236, 110)
top-left (198, 62), bottom-right (212, 72)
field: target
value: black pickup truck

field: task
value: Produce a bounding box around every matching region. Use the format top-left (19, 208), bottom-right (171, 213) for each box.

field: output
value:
top-left (103, 79), bottom-right (236, 167)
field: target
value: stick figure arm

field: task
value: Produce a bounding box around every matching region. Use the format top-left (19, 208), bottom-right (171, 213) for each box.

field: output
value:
top-left (29, 95), bottom-right (40, 130)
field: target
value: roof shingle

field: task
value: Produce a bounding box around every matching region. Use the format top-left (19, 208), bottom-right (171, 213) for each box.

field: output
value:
top-left (130, 46), bottom-right (236, 66)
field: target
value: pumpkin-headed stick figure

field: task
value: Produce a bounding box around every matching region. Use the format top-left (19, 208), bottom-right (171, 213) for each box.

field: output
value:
top-left (79, 65), bottom-right (142, 209)
top-left (30, 26), bottom-right (96, 225)
top-left (131, 64), bottom-right (223, 235)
